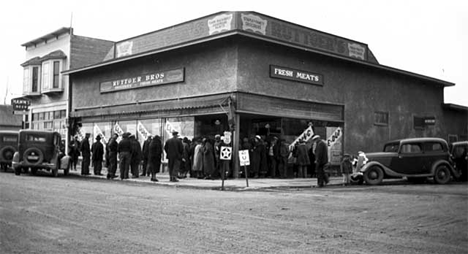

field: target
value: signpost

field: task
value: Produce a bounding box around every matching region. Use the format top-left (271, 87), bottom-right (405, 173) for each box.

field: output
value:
top-left (220, 146), bottom-right (232, 190)
top-left (239, 150), bottom-right (250, 187)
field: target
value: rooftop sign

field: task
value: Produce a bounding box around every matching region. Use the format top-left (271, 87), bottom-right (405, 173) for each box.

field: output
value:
top-left (113, 12), bottom-right (369, 62)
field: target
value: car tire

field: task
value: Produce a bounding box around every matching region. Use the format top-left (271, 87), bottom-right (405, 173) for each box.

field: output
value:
top-left (364, 166), bottom-right (384, 185)
top-left (434, 165), bottom-right (451, 184)
top-left (0, 146), bottom-right (16, 162)
top-left (23, 148), bottom-right (44, 165)
top-left (350, 174), bottom-right (364, 185)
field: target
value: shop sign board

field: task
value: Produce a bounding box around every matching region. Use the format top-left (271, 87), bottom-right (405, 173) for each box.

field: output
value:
top-left (270, 65), bottom-right (324, 86)
top-left (100, 68), bottom-right (185, 93)
top-left (239, 150), bottom-right (250, 166)
top-left (11, 98), bottom-right (31, 111)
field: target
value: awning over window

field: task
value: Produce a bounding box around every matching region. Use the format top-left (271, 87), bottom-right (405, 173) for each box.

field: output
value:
top-left (70, 94), bottom-right (231, 118)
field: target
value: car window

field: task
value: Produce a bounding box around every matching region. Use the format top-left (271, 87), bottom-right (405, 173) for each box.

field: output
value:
top-left (2, 136), bottom-right (18, 142)
top-left (422, 142), bottom-right (443, 153)
top-left (401, 143), bottom-right (421, 154)
top-left (384, 143), bottom-right (399, 152)
top-left (453, 146), bottom-right (467, 159)
top-left (26, 134), bottom-right (46, 142)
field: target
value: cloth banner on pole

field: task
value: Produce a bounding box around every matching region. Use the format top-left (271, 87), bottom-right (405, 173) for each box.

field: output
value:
top-left (94, 124), bottom-right (108, 144)
top-left (289, 125), bottom-right (315, 151)
top-left (137, 121), bottom-right (151, 140)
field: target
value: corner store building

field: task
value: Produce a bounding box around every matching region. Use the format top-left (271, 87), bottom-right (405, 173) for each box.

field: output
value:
top-left (65, 12), bottom-right (467, 176)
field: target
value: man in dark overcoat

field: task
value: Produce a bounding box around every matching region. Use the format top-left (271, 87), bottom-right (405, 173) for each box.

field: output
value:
top-left (148, 135), bottom-right (163, 182)
top-left (129, 134), bottom-right (141, 178)
top-left (118, 132), bottom-right (132, 180)
top-left (164, 131), bottom-right (183, 182)
top-left (312, 135), bottom-right (329, 187)
top-left (91, 135), bottom-right (104, 175)
top-left (106, 133), bottom-right (118, 179)
top-left (141, 135), bottom-right (152, 176)
top-left (80, 133), bottom-right (91, 175)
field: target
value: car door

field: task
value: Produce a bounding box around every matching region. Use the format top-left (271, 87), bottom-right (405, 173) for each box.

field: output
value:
top-left (390, 142), bottom-right (424, 175)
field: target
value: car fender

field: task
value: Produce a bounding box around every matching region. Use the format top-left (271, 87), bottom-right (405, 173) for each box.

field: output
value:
top-left (431, 159), bottom-right (458, 178)
top-left (11, 151), bottom-right (20, 169)
top-left (361, 161), bottom-right (401, 178)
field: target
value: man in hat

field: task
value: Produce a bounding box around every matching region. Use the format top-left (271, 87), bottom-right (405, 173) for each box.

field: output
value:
top-left (106, 133), bottom-right (119, 179)
top-left (91, 135), bottom-right (104, 175)
top-left (80, 133), bottom-right (91, 175)
top-left (164, 131), bottom-right (183, 182)
top-left (129, 134), bottom-right (141, 178)
top-left (141, 135), bottom-right (152, 176)
top-left (118, 132), bottom-right (132, 180)
top-left (312, 134), bottom-right (329, 187)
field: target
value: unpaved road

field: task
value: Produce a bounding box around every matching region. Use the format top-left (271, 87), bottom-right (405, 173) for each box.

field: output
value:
top-left (1, 172), bottom-right (467, 254)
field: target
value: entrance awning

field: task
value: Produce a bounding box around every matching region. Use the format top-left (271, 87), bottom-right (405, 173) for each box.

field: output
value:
top-left (71, 94), bottom-right (231, 118)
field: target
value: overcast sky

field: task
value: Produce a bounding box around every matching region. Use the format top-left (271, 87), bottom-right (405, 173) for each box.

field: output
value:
top-left (0, 0), bottom-right (467, 106)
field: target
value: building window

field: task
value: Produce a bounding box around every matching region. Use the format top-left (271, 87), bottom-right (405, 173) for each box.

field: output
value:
top-left (374, 111), bottom-right (388, 126)
top-left (53, 61), bottom-right (60, 89)
top-left (42, 62), bottom-right (50, 90)
top-left (32, 66), bottom-right (39, 92)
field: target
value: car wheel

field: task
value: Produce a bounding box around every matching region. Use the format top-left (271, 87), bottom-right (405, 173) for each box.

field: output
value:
top-left (364, 166), bottom-right (384, 185)
top-left (350, 174), bottom-right (364, 185)
top-left (0, 146), bottom-right (16, 162)
top-left (23, 148), bottom-right (44, 165)
top-left (31, 168), bottom-right (38, 175)
top-left (434, 165), bottom-right (451, 184)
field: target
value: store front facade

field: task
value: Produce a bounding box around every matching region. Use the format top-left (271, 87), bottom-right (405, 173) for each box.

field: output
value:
top-left (66, 12), bottom-right (462, 177)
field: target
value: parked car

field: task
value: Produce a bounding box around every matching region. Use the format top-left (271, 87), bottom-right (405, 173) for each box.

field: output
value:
top-left (450, 141), bottom-right (468, 181)
top-left (12, 130), bottom-right (70, 177)
top-left (0, 130), bottom-right (19, 171)
top-left (351, 137), bottom-right (459, 185)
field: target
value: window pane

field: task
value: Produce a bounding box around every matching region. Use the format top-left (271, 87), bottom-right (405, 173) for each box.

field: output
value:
top-left (53, 61), bottom-right (60, 88)
top-left (54, 110), bottom-right (61, 119)
top-left (32, 66), bottom-right (39, 92)
top-left (42, 62), bottom-right (50, 90)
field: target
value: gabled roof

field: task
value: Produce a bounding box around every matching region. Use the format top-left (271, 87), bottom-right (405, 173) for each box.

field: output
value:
top-left (21, 27), bottom-right (72, 48)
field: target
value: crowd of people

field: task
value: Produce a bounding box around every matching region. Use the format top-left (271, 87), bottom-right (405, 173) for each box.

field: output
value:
top-left (67, 131), bottom-right (336, 187)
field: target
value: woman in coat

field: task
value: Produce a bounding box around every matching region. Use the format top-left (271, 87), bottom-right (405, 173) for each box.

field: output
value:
top-left (191, 138), bottom-right (203, 179)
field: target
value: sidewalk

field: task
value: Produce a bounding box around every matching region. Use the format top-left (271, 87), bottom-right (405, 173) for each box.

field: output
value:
top-left (68, 166), bottom-right (344, 191)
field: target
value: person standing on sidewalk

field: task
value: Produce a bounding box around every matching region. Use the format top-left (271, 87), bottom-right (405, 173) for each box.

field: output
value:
top-left (91, 135), bottom-right (104, 175)
top-left (118, 132), bottom-right (132, 180)
top-left (106, 133), bottom-right (119, 179)
top-left (294, 139), bottom-right (310, 178)
top-left (80, 133), bottom-right (91, 175)
top-left (148, 135), bottom-right (163, 182)
top-left (141, 135), bottom-right (152, 177)
top-left (130, 134), bottom-right (141, 178)
top-left (164, 131), bottom-right (183, 182)
top-left (312, 135), bottom-right (329, 187)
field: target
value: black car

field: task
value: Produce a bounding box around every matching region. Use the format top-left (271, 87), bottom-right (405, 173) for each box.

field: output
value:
top-left (0, 130), bottom-right (18, 171)
top-left (352, 137), bottom-right (459, 185)
top-left (12, 130), bottom-right (70, 177)
top-left (450, 141), bottom-right (468, 181)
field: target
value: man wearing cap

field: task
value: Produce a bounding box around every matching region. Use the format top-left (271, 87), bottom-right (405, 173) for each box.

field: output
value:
top-left (312, 134), bottom-right (329, 187)
top-left (91, 135), bottom-right (104, 176)
top-left (141, 135), bottom-right (152, 176)
top-left (164, 131), bottom-right (184, 182)
top-left (80, 133), bottom-right (91, 175)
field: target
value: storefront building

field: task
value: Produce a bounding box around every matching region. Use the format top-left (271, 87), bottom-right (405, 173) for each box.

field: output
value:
top-left (19, 27), bottom-right (114, 152)
top-left (65, 12), bottom-right (467, 176)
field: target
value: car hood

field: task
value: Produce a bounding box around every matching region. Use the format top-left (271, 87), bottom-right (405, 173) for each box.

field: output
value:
top-left (363, 152), bottom-right (396, 167)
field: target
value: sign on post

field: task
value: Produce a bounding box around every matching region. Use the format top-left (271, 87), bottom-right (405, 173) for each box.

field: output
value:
top-left (239, 150), bottom-right (250, 166)
top-left (220, 146), bottom-right (232, 160)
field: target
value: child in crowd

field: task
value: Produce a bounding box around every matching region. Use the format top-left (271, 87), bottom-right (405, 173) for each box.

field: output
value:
top-left (340, 154), bottom-right (353, 186)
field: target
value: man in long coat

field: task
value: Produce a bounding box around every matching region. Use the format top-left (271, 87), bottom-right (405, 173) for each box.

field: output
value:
top-left (130, 134), bottom-right (141, 178)
top-left (148, 135), bottom-right (163, 182)
top-left (118, 132), bottom-right (132, 180)
top-left (106, 133), bottom-right (118, 179)
top-left (312, 135), bottom-right (329, 187)
top-left (164, 131), bottom-right (183, 182)
top-left (141, 135), bottom-right (152, 176)
top-left (91, 135), bottom-right (104, 175)
top-left (80, 133), bottom-right (91, 175)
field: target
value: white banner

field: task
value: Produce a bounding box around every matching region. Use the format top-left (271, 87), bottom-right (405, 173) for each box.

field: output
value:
top-left (289, 125), bottom-right (315, 151)
top-left (165, 120), bottom-right (178, 135)
top-left (326, 127), bottom-right (342, 147)
top-left (93, 124), bottom-right (108, 144)
top-left (137, 121), bottom-right (151, 140)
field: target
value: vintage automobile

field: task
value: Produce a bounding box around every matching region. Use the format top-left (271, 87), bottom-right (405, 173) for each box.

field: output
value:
top-left (351, 137), bottom-right (459, 185)
top-left (450, 141), bottom-right (468, 181)
top-left (0, 130), bottom-right (19, 171)
top-left (12, 130), bottom-right (70, 177)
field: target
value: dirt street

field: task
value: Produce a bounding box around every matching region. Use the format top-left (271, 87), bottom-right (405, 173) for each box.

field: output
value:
top-left (1, 172), bottom-right (467, 254)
